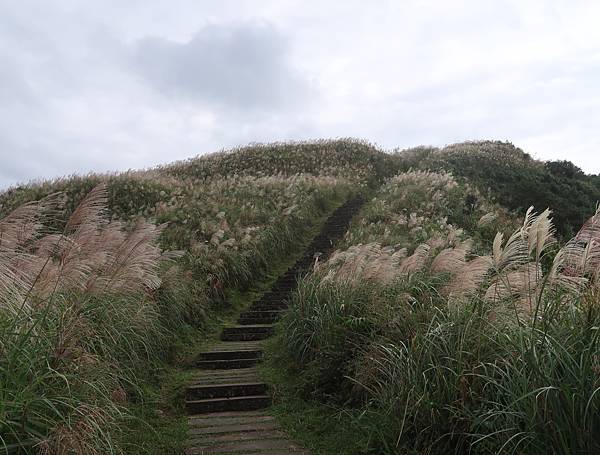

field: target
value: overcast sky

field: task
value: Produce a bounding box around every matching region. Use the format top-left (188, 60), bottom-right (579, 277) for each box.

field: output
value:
top-left (1, 0), bottom-right (600, 188)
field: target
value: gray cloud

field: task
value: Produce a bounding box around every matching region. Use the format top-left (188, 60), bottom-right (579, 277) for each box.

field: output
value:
top-left (1, 0), bottom-right (600, 189)
top-left (132, 22), bottom-right (309, 111)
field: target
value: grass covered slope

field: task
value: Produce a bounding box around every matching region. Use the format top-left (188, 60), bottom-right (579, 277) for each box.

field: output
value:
top-left (0, 139), bottom-right (381, 454)
top-left (161, 139), bottom-right (395, 185)
top-left (397, 140), bottom-right (600, 236)
top-left (273, 169), bottom-right (600, 454)
top-left (2, 138), bottom-right (600, 454)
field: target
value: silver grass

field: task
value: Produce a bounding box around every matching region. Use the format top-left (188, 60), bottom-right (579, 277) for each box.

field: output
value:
top-left (477, 212), bottom-right (497, 228)
top-left (430, 240), bottom-right (472, 275)
top-left (398, 244), bottom-right (430, 275)
top-left (64, 184), bottom-right (108, 233)
top-left (484, 262), bottom-right (542, 304)
top-left (319, 243), bottom-right (408, 285)
top-left (547, 240), bottom-right (589, 296)
top-left (445, 255), bottom-right (492, 301)
top-left (526, 208), bottom-right (555, 261)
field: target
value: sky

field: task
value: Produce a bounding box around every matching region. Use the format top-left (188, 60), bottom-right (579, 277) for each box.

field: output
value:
top-left (1, 0), bottom-right (600, 188)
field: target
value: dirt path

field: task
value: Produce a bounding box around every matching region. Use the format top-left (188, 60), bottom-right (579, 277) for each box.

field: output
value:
top-left (184, 197), bottom-right (364, 454)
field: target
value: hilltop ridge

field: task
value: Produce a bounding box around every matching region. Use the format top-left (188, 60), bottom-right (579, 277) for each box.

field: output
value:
top-left (2, 139), bottom-right (598, 236)
top-left (1, 138), bottom-right (599, 454)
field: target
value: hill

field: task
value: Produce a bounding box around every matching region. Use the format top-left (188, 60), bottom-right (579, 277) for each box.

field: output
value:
top-left (0, 139), bottom-right (599, 454)
top-left (396, 140), bottom-right (600, 236)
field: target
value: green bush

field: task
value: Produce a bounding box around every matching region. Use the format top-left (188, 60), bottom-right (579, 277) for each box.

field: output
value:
top-left (274, 167), bottom-right (600, 454)
top-left (395, 141), bottom-right (600, 237)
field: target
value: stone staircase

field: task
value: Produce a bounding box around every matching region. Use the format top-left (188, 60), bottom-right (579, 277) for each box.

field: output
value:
top-left (185, 196), bottom-right (364, 454)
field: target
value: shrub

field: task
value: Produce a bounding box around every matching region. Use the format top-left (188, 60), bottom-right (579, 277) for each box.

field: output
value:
top-left (394, 141), bottom-right (600, 237)
top-left (0, 140), bottom-right (366, 452)
top-left (275, 170), bottom-right (600, 454)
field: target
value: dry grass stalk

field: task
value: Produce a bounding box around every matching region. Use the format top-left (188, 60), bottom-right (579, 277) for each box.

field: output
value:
top-left (37, 405), bottom-right (113, 455)
top-left (445, 255), bottom-right (492, 300)
top-left (320, 243), bottom-right (408, 285)
top-left (485, 262), bottom-right (542, 303)
top-left (398, 244), bottom-right (430, 275)
top-left (0, 185), bottom-right (181, 309)
top-left (477, 212), bottom-right (497, 228)
top-left (525, 207), bottom-right (555, 261)
top-left (320, 242), bottom-right (433, 287)
top-left (430, 240), bottom-right (472, 275)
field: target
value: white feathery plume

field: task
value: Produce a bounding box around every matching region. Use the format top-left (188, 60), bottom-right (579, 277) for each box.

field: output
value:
top-left (484, 262), bottom-right (542, 303)
top-left (547, 243), bottom-right (589, 297)
top-left (430, 240), bottom-right (472, 275)
top-left (477, 212), bottom-right (497, 228)
top-left (445, 255), bottom-right (492, 300)
top-left (574, 207), bottom-right (600, 276)
top-left (526, 208), bottom-right (555, 261)
top-left (398, 244), bottom-right (430, 275)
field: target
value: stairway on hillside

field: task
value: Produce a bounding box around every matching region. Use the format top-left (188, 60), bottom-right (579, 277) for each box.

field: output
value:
top-left (184, 196), bottom-right (364, 455)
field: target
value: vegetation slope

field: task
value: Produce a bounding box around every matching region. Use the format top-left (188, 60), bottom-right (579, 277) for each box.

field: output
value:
top-left (273, 142), bottom-right (600, 454)
top-left (0, 139), bottom-right (598, 454)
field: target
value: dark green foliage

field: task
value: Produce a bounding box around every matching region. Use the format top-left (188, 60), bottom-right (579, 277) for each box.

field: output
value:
top-left (546, 160), bottom-right (586, 179)
top-left (395, 141), bottom-right (600, 236)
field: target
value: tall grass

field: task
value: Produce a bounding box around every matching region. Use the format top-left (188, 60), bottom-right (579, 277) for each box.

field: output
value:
top-left (274, 170), bottom-right (600, 454)
top-left (0, 140), bottom-right (366, 453)
top-left (395, 140), bottom-right (600, 236)
top-left (0, 185), bottom-right (179, 453)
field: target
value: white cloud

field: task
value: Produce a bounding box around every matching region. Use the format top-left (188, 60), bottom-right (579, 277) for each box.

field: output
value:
top-left (0, 0), bottom-right (599, 188)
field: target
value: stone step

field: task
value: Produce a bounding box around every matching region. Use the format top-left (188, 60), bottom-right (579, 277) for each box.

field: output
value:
top-left (267, 285), bottom-right (293, 292)
top-left (197, 350), bottom-right (263, 361)
top-left (186, 382), bottom-right (268, 400)
top-left (188, 421), bottom-right (281, 436)
top-left (272, 279), bottom-right (296, 288)
top-left (238, 316), bottom-right (278, 325)
top-left (190, 367), bottom-right (261, 385)
top-left (260, 288), bottom-right (291, 296)
top-left (186, 437), bottom-right (304, 454)
top-left (188, 414), bottom-right (274, 429)
top-left (191, 429), bottom-right (287, 443)
top-left (196, 358), bottom-right (261, 370)
top-left (249, 303), bottom-right (287, 311)
top-left (220, 325), bottom-right (273, 342)
top-left (237, 311), bottom-right (281, 324)
top-left (267, 287), bottom-right (293, 295)
top-left (202, 341), bottom-right (264, 352)
top-left (239, 309), bottom-right (282, 318)
top-left (261, 288), bottom-right (290, 296)
top-left (192, 367), bottom-right (260, 377)
top-left (186, 394), bottom-right (271, 414)
top-left (220, 332), bottom-right (272, 342)
top-left (254, 297), bottom-right (288, 307)
top-left (190, 374), bottom-right (262, 386)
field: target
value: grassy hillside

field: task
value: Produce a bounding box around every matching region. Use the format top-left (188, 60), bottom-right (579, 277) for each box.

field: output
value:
top-left (396, 140), bottom-right (600, 236)
top-left (1, 138), bottom-right (599, 454)
top-left (161, 139), bottom-right (394, 184)
top-left (0, 139), bottom-right (381, 454)
top-left (273, 166), bottom-right (600, 454)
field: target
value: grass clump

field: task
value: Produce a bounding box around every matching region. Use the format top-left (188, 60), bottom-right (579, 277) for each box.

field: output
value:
top-left (272, 169), bottom-right (600, 454)
top-left (395, 140), bottom-right (600, 237)
top-left (0, 139), bottom-right (373, 453)
top-left (0, 185), bottom-right (177, 453)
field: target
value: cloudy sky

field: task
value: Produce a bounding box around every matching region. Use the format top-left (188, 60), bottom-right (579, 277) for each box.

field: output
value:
top-left (1, 0), bottom-right (600, 187)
